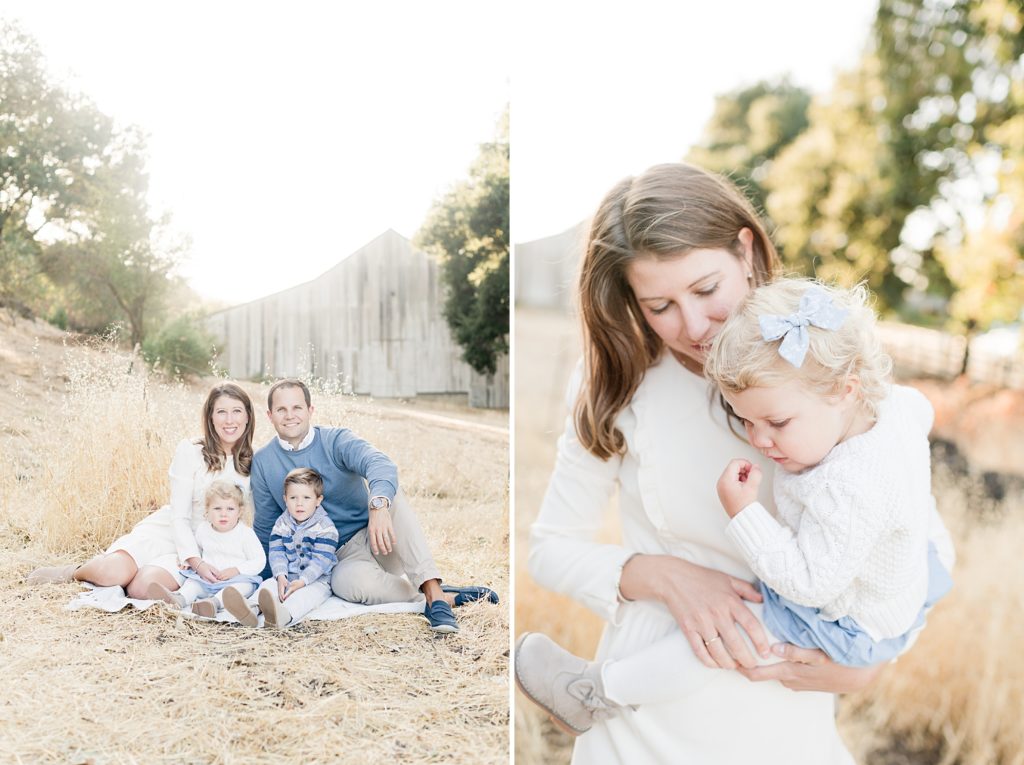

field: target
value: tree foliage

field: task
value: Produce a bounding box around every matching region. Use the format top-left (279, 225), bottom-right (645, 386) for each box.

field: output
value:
top-left (713, 0), bottom-right (1024, 330)
top-left (0, 23), bottom-right (114, 313)
top-left (686, 80), bottom-right (811, 216)
top-left (417, 110), bottom-right (509, 376)
top-left (1, 20), bottom-right (196, 353)
top-left (43, 131), bottom-right (182, 346)
top-left (142, 313), bottom-right (220, 380)
top-left (763, 55), bottom-right (906, 306)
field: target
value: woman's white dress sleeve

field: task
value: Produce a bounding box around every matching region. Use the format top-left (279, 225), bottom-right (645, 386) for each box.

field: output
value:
top-left (169, 439), bottom-right (203, 563)
top-left (528, 366), bottom-right (635, 624)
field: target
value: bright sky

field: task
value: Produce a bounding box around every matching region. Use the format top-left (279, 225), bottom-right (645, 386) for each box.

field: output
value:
top-left (2, 1), bottom-right (509, 304)
top-left (4, 1), bottom-right (880, 304)
top-left (512, 0), bottom-right (880, 243)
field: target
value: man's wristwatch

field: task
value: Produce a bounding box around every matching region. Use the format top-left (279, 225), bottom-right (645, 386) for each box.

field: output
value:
top-left (369, 495), bottom-right (391, 511)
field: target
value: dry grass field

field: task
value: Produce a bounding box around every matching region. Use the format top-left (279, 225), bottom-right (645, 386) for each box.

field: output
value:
top-left (514, 307), bottom-right (1024, 765)
top-left (0, 316), bottom-right (509, 765)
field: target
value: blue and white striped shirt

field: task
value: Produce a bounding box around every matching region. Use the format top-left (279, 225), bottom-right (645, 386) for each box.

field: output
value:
top-left (268, 506), bottom-right (339, 585)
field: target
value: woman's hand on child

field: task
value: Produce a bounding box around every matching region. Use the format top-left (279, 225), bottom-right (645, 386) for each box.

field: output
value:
top-left (620, 554), bottom-right (771, 670)
top-left (217, 567), bottom-right (239, 580)
top-left (717, 459), bottom-right (762, 518)
top-left (736, 643), bottom-right (884, 693)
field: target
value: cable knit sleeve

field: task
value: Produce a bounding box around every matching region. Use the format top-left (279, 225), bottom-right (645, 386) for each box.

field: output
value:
top-left (170, 439), bottom-right (204, 563)
top-left (726, 475), bottom-right (894, 608)
top-left (527, 364), bottom-right (635, 625)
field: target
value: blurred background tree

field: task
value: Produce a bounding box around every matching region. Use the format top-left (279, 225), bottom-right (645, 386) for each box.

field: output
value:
top-left (0, 22), bottom-right (114, 315)
top-left (0, 19), bottom-right (212, 376)
top-left (417, 108), bottom-right (509, 376)
top-left (689, 0), bottom-right (1023, 333)
top-left (686, 79), bottom-right (811, 217)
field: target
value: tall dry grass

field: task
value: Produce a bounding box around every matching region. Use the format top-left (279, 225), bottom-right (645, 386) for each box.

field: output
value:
top-left (13, 345), bottom-right (196, 555)
top-left (514, 307), bottom-right (1024, 765)
top-left (836, 465), bottom-right (1024, 765)
top-left (1, 338), bottom-right (509, 764)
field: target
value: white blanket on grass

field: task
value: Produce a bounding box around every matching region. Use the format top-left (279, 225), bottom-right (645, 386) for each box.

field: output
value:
top-left (68, 583), bottom-right (424, 625)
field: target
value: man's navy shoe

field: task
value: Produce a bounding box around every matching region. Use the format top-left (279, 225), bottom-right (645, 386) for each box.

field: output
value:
top-left (424, 599), bottom-right (459, 633)
top-left (441, 585), bottom-right (499, 607)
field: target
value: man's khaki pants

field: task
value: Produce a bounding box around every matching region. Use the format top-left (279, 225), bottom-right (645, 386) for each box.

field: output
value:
top-left (331, 489), bottom-right (441, 605)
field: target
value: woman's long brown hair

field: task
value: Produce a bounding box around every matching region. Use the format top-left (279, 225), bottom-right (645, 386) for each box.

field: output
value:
top-left (574, 164), bottom-right (782, 460)
top-left (198, 382), bottom-right (255, 476)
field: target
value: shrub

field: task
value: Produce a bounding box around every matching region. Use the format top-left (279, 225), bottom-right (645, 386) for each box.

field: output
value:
top-left (47, 306), bottom-right (68, 330)
top-left (142, 314), bottom-right (219, 380)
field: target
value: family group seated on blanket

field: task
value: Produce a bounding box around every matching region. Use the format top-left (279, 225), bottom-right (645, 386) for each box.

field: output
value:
top-left (28, 378), bottom-right (498, 633)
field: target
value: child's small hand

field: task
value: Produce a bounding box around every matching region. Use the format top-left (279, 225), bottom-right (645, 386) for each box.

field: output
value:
top-left (277, 575), bottom-right (289, 601)
top-left (193, 560), bottom-right (220, 583)
top-left (717, 459), bottom-right (762, 518)
top-left (282, 579), bottom-right (306, 601)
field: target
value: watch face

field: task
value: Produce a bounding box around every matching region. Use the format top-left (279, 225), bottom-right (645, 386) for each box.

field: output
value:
top-left (370, 497), bottom-right (386, 509)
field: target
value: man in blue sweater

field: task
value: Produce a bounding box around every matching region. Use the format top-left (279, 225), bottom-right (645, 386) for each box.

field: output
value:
top-left (251, 379), bottom-right (496, 633)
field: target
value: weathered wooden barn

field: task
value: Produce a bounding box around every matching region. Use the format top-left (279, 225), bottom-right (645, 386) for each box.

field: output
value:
top-left (514, 222), bottom-right (586, 311)
top-left (206, 230), bottom-right (508, 407)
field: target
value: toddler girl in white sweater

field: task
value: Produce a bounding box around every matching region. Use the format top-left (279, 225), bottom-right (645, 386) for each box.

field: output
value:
top-left (515, 279), bottom-right (953, 734)
top-left (148, 480), bottom-right (266, 618)
top-left (704, 279), bottom-right (951, 665)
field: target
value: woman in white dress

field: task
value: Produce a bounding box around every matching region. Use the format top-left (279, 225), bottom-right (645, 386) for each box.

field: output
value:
top-left (517, 164), bottom-right (950, 764)
top-left (29, 382), bottom-right (256, 600)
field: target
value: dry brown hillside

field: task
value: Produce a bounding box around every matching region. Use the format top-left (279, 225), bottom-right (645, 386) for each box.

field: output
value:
top-left (0, 314), bottom-right (510, 765)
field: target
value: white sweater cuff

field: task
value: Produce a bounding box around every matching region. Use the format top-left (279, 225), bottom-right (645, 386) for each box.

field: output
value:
top-left (725, 502), bottom-right (782, 563)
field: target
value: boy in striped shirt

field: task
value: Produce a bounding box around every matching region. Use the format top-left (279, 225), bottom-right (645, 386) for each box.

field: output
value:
top-left (224, 468), bottom-right (338, 628)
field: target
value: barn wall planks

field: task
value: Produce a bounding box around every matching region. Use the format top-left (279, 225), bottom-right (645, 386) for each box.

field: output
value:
top-left (206, 230), bottom-right (508, 406)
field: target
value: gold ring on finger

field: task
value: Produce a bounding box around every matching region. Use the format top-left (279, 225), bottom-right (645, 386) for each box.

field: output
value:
top-left (704, 635), bottom-right (722, 646)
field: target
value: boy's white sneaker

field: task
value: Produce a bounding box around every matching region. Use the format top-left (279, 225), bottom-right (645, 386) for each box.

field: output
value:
top-left (223, 586), bottom-right (258, 627)
top-left (191, 598), bottom-right (218, 619)
top-left (258, 588), bottom-right (292, 628)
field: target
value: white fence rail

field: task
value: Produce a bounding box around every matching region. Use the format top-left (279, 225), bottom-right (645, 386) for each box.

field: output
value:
top-left (870, 322), bottom-right (1023, 388)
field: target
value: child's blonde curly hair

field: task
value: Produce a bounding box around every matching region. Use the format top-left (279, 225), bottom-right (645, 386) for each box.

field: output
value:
top-left (204, 479), bottom-right (251, 522)
top-left (704, 278), bottom-right (893, 421)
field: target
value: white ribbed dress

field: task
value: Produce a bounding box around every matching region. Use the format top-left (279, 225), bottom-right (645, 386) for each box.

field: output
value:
top-left (106, 439), bottom-right (251, 575)
top-left (530, 353), bottom-right (864, 765)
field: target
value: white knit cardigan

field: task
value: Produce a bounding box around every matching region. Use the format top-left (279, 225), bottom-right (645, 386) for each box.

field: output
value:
top-left (726, 384), bottom-right (934, 640)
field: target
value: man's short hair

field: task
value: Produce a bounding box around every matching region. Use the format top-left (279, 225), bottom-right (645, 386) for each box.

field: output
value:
top-left (267, 378), bottom-right (312, 411)
top-left (283, 467), bottom-right (324, 497)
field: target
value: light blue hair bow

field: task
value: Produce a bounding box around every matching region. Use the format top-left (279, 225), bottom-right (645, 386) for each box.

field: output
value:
top-left (758, 286), bottom-right (849, 368)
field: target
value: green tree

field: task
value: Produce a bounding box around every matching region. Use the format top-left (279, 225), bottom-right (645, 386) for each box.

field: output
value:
top-left (858, 0), bottom-right (1022, 323)
top-left (417, 110), bottom-right (509, 376)
top-left (0, 21), bottom-right (115, 314)
top-left (763, 56), bottom-right (904, 306)
top-left (43, 132), bottom-right (182, 347)
top-left (686, 80), bottom-right (811, 216)
top-left (142, 312), bottom-right (220, 380)
top-left (1, 21), bottom-right (188, 345)
top-left (932, 0), bottom-right (1024, 331)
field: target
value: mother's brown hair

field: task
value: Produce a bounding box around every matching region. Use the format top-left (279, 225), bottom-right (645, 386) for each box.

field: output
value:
top-left (575, 163), bottom-right (782, 460)
top-left (198, 382), bottom-right (255, 475)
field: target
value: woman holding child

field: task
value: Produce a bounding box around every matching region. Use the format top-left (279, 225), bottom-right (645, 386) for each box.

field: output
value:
top-left (29, 382), bottom-right (257, 603)
top-left (515, 164), bottom-right (954, 763)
